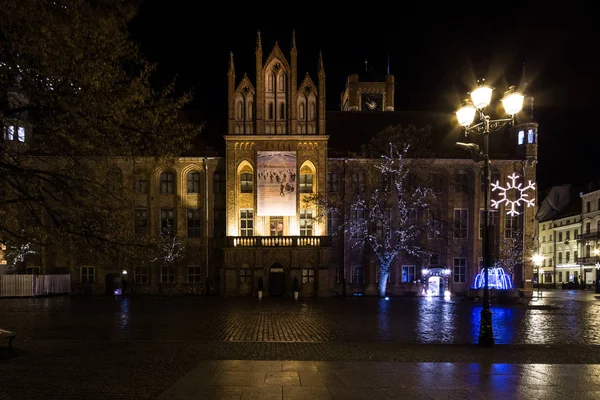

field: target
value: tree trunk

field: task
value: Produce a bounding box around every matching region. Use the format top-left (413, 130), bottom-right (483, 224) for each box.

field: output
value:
top-left (378, 263), bottom-right (390, 297)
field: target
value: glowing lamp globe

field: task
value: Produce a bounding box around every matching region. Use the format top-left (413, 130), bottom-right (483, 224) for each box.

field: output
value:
top-left (532, 253), bottom-right (544, 266)
top-left (456, 103), bottom-right (476, 127)
top-left (470, 84), bottom-right (494, 109)
top-left (501, 89), bottom-right (525, 116)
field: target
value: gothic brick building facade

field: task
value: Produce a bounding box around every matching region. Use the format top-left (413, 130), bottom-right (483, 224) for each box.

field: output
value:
top-left (2, 32), bottom-right (539, 298)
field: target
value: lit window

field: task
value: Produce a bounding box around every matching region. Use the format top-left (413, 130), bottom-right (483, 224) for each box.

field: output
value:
top-left (240, 209), bottom-right (254, 236)
top-left (302, 268), bottom-right (315, 283)
top-left (299, 209), bottom-right (313, 236)
top-left (518, 130), bottom-right (525, 145)
top-left (17, 127), bottom-right (25, 142)
top-left (299, 173), bottom-right (313, 193)
top-left (527, 129), bottom-right (535, 144)
top-left (187, 172), bottom-right (200, 193)
top-left (240, 172), bottom-right (253, 193)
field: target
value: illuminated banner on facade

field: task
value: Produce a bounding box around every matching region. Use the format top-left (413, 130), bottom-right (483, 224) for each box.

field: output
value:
top-left (257, 151), bottom-right (296, 216)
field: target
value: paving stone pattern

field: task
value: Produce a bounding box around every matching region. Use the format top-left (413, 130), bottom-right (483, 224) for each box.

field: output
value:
top-left (158, 360), bottom-right (600, 400)
top-left (1, 291), bottom-right (599, 399)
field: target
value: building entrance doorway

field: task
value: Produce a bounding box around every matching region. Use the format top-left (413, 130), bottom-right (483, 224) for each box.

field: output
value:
top-left (428, 276), bottom-right (444, 296)
top-left (269, 263), bottom-right (285, 296)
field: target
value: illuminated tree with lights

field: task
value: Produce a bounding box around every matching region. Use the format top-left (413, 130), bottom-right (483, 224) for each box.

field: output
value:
top-left (153, 222), bottom-right (185, 296)
top-left (310, 142), bottom-right (435, 297)
top-left (2, 236), bottom-right (37, 273)
top-left (497, 230), bottom-right (523, 278)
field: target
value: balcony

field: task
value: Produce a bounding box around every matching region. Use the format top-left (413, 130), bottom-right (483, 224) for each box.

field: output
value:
top-left (226, 236), bottom-right (331, 248)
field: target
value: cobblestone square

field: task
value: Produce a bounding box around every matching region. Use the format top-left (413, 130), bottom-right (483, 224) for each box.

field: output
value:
top-left (1, 291), bottom-right (599, 399)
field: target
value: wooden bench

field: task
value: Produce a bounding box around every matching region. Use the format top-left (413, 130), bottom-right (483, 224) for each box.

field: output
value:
top-left (0, 328), bottom-right (16, 349)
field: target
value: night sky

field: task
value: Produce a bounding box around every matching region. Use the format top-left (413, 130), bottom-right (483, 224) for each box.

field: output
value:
top-left (130, 9), bottom-right (596, 192)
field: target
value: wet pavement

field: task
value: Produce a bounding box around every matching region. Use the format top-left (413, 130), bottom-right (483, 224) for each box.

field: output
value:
top-left (158, 360), bottom-right (600, 400)
top-left (0, 290), bottom-right (599, 399)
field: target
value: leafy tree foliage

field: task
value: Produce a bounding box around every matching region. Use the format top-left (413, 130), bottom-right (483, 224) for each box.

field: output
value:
top-left (0, 1), bottom-right (200, 261)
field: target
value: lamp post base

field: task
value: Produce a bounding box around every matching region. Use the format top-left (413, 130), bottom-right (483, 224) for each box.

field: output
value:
top-left (478, 308), bottom-right (495, 346)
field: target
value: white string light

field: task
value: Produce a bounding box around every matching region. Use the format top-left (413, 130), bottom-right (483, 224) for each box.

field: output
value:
top-left (491, 172), bottom-right (536, 216)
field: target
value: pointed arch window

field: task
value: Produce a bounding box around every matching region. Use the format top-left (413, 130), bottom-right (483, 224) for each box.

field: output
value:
top-left (268, 102), bottom-right (274, 120)
top-left (240, 171), bottom-right (253, 193)
top-left (278, 73), bottom-right (286, 92)
top-left (299, 102), bottom-right (305, 119)
top-left (308, 102), bottom-right (316, 121)
top-left (236, 101), bottom-right (243, 120)
top-left (247, 101), bottom-right (253, 119)
top-left (299, 165), bottom-right (314, 193)
top-left (279, 102), bottom-right (285, 120)
top-left (267, 73), bottom-right (274, 92)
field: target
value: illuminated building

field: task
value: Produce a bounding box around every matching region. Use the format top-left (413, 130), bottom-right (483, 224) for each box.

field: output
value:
top-left (2, 32), bottom-right (539, 297)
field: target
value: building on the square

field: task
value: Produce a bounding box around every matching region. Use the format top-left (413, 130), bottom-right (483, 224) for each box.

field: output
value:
top-left (2, 31), bottom-right (539, 297)
top-left (576, 186), bottom-right (600, 286)
top-left (536, 185), bottom-right (583, 287)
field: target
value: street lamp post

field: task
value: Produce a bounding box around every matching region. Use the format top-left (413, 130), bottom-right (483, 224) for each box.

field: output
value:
top-left (455, 81), bottom-right (525, 347)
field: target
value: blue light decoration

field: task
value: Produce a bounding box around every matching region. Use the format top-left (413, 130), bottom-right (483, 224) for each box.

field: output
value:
top-left (473, 267), bottom-right (513, 290)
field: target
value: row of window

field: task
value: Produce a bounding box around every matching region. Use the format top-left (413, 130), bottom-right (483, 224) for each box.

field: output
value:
top-left (78, 266), bottom-right (203, 284)
top-left (134, 208), bottom-right (203, 237)
top-left (338, 258), bottom-right (468, 284)
top-left (140, 168), bottom-right (507, 198)
top-left (3, 125), bottom-right (26, 142)
top-left (235, 101), bottom-right (317, 122)
top-left (239, 209), bottom-right (314, 237)
top-left (325, 171), bottom-right (502, 194)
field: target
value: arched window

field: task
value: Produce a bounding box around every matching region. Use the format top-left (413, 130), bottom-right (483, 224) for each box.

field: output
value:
top-left (308, 102), bottom-right (316, 121)
top-left (247, 101), bottom-right (253, 119)
top-left (279, 102), bottom-right (285, 119)
top-left (240, 171), bottom-right (253, 193)
top-left (299, 164), bottom-right (314, 193)
top-left (267, 73), bottom-right (274, 92)
top-left (236, 101), bottom-right (243, 120)
top-left (187, 171), bottom-right (201, 193)
top-left (268, 102), bottom-right (274, 120)
top-left (160, 171), bottom-right (175, 194)
top-left (278, 72), bottom-right (286, 92)
top-left (299, 102), bottom-right (305, 119)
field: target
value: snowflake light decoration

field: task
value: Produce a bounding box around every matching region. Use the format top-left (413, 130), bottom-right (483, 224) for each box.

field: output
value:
top-left (491, 172), bottom-right (536, 216)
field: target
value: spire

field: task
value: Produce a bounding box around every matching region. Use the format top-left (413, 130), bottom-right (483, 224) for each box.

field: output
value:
top-left (291, 30), bottom-right (296, 50)
top-left (256, 31), bottom-right (262, 51)
top-left (228, 52), bottom-right (234, 72)
top-left (521, 61), bottom-right (528, 92)
top-left (387, 54), bottom-right (390, 75)
top-left (318, 51), bottom-right (324, 72)
top-left (520, 61), bottom-right (534, 120)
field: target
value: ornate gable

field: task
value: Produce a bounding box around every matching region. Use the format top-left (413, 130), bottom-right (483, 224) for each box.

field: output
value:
top-left (235, 73), bottom-right (255, 94)
top-left (263, 42), bottom-right (291, 71)
top-left (299, 73), bottom-right (318, 95)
